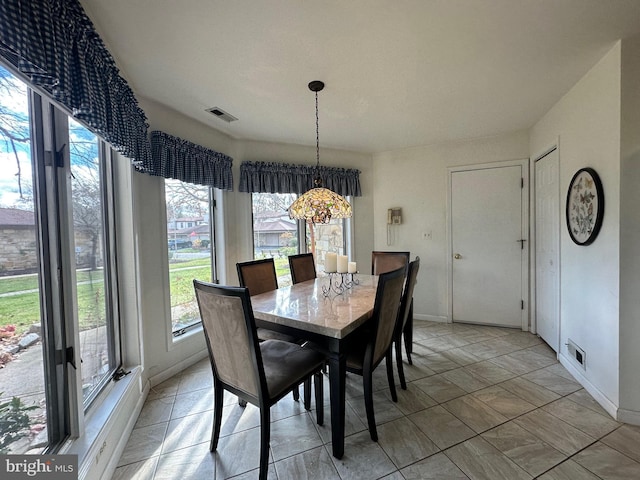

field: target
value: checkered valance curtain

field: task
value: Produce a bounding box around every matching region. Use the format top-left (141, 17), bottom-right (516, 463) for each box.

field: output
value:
top-left (0, 0), bottom-right (151, 166)
top-left (239, 161), bottom-right (361, 196)
top-left (148, 131), bottom-right (233, 190)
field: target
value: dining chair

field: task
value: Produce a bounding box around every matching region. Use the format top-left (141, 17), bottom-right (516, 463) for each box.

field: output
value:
top-left (236, 257), bottom-right (307, 404)
top-left (193, 280), bottom-right (326, 480)
top-left (394, 256), bottom-right (420, 390)
top-left (371, 251), bottom-right (413, 364)
top-left (371, 250), bottom-right (410, 276)
top-left (345, 266), bottom-right (406, 442)
top-left (237, 258), bottom-right (298, 343)
top-left (288, 252), bottom-right (317, 284)
top-left (288, 252), bottom-right (323, 400)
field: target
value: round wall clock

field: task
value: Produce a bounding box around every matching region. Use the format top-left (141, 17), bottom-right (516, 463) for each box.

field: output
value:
top-left (566, 167), bottom-right (604, 246)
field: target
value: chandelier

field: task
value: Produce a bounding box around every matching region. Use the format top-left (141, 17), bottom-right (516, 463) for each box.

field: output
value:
top-left (288, 81), bottom-right (352, 224)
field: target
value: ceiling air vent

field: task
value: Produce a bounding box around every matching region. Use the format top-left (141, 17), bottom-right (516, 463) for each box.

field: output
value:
top-left (205, 106), bottom-right (238, 123)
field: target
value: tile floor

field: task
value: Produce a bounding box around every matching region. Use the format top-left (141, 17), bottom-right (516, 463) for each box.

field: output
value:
top-left (112, 321), bottom-right (640, 479)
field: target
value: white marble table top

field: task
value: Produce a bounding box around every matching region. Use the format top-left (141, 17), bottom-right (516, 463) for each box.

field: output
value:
top-left (251, 274), bottom-right (379, 339)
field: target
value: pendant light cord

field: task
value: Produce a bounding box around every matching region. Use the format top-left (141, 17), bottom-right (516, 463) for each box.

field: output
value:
top-left (315, 90), bottom-right (320, 168)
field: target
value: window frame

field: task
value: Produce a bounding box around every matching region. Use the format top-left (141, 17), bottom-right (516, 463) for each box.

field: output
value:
top-left (249, 192), bottom-right (353, 276)
top-left (163, 179), bottom-right (217, 340)
top-left (0, 79), bottom-right (125, 452)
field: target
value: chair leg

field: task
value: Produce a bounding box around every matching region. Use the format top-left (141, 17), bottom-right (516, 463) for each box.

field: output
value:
top-left (211, 382), bottom-right (224, 451)
top-left (259, 406), bottom-right (271, 480)
top-left (386, 351), bottom-right (398, 402)
top-left (404, 302), bottom-right (414, 365)
top-left (292, 384), bottom-right (300, 402)
top-left (363, 366), bottom-right (378, 442)
top-left (314, 372), bottom-right (324, 426)
top-left (303, 378), bottom-right (312, 410)
top-left (395, 336), bottom-right (407, 390)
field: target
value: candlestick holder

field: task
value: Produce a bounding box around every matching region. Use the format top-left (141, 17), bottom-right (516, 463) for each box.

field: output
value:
top-left (322, 272), bottom-right (359, 297)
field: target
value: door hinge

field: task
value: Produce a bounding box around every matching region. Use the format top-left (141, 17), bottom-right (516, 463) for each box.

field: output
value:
top-left (521, 300), bottom-right (525, 310)
top-left (55, 346), bottom-right (77, 370)
top-left (521, 177), bottom-right (524, 188)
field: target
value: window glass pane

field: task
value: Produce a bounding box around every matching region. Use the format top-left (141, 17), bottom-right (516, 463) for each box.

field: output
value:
top-left (68, 118), bottom-right (113, 404)
top-left (0, 66), bottom-right (48, 453)
top-left (251, 193), bottom-right (298, 286)
top-left (165, 179), bottom-right (212, 335)
top-left (307, 217), bottom-right (346, 274)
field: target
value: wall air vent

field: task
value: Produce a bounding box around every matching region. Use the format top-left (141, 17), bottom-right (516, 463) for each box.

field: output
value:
top-left (566, 339), bottom-right (586, 370)
top-left (205, 107), bottom-right (238, 123)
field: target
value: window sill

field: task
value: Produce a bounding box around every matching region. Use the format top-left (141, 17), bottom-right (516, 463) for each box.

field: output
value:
top-left (171, 324), bottom-right (204, 347)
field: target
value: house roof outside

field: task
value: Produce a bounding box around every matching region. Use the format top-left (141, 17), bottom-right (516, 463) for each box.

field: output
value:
top-left (254, 218), bottom-right (296, 233)
top-left (167, 223), bottom-right (210, 236)
top-left (0, 208), bottom-right (35, 227)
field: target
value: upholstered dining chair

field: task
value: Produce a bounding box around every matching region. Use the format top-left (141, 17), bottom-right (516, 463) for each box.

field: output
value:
top-left (394, 256), bottom-right (420, 390)
top-left (371, 251), bottom-right (413, 364)
top-left (345, 266), bottom-right (406, 442)
top-left (236, 258), bottom-right (306, 404)
top-left (237, 258), bottom-right (298, 343)
top-left (288, 252), bottom-right (325, 398)
top-left (288, 253), bottom-right (317, 284)
top-left (371, 250), bottom-right (410, 276)
top-left (193, 280), bottom-right (326, 480)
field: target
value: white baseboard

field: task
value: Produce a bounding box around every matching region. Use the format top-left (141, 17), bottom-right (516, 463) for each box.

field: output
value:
top-left (414, 314), bottom-right (448, 323)
top-left (617, 407), bottom-right (640, 425)
top-left (149, 349), bottom-right (208, 388)
top-left (558, 353), bottom-right (619, 420)
top-left (98, 375), bottom-right (149, 480)
top-left (65, 366), bottom-right (147, 480)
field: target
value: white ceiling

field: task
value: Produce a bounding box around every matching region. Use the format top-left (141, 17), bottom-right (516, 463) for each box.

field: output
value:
top-left (80, 0), bottom-right (640, 154)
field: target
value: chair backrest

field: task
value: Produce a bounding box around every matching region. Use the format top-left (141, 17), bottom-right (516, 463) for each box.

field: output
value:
top-left (396, 256), bottom-right (420, 335)
top-left (237, 258), bottom-right (278, 296)
top-left (371, 251), bottom-right (410, 275)
top-left (288, 253), bottom-right (317, 284)
top-left (193, 280), bottom-right (265, 400)
top-left (369, 266), bottom-right (406, 366)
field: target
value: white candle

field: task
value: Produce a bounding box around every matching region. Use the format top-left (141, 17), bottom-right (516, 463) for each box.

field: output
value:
top-left (325, 252), bottom-right (337, 272)
top-left (348, 261), bottom-right (357, 274)
top-left (337, 255), bottom-right (348, 273)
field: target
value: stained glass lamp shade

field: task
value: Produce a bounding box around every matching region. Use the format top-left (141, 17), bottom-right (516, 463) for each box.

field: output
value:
top-left (288, 184), bottom-right (352, 224)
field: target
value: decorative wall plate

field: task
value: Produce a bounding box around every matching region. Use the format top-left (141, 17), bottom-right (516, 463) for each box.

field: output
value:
top-left (566, 167), bottom-right (604, 245)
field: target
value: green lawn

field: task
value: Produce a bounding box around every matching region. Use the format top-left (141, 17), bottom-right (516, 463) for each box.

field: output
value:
top-left (0, 258), bottom-right (214, 334)
top-left (1, 256), bottom-right (291, 335)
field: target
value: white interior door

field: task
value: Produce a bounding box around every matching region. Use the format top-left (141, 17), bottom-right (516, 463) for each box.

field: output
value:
top-left (535, 149), bottom-right (560, 351)
top-left (451, 164), bottom-right (526, 328)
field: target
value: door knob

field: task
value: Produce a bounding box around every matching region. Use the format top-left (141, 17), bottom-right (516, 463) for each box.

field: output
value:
top-left (454, 253), bottom-right (462, 259)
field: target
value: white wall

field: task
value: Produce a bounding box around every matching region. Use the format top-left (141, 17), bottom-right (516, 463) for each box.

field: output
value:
top-left (619, 35), bottom-right (640, 423)
top-left (372, 131), bottom-right (529, 320)
top-left (530, 44), bottom-right (621, 410)
top-left (133, 98), bottom-right (373, 383)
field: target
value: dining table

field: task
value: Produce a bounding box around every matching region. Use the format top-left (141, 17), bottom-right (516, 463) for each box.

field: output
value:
top-left (250, 273), bottom-right (379, 459)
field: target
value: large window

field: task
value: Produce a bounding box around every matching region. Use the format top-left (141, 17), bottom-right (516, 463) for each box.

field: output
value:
top-left (251, 193), bottom-right (299, 285)
top-left (165, 179), bottom-right (215, 337)
top-left (0, 65), bottom-right (121, 453)
top-left (68, 118), bottom-right (118, 405)
top-left (251, 192), bottom-right (349, 283)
